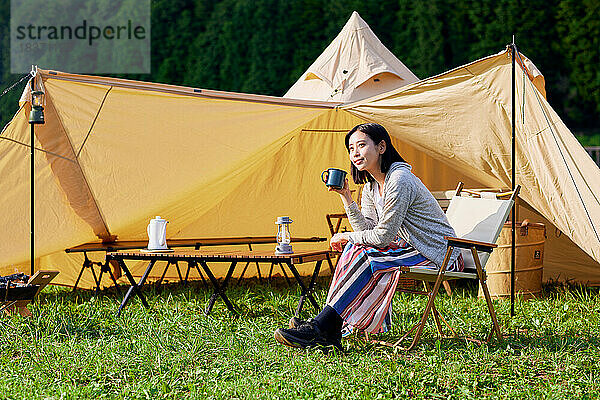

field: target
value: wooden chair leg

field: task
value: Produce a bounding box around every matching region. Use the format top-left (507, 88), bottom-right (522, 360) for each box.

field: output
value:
top-left (425, 281), bottom-right (459, 339)
top-left (442, 281), bottom-right (452, 296)
top-left (335, 219), bottom-right (342, 234)
top-left (430, 304), bottom-right (445, 338)
top-left (471, 247), bottom-right (503, 344)
top-left (407, 276), bottom-right (443, 350)
top-left (425, 282), bottom-right (444, 337)
top-left (486, 326), bottom-right (495, 343)
top-left (404, 246), bottom-right (454, 351)
top-left (326, 254), bottom-right (335, 274)
top-left (392, 322), bottom-right (422, 348)
top-left (435, 307), bottom-right (458, 338)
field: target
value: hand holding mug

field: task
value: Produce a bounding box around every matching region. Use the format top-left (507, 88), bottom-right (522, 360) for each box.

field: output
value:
top-left (328, 177), bottom-right (349, 195)
top-left (322, 168), bottom-right (351, 204)
top-left (328, 177), bottom-right (352, 206)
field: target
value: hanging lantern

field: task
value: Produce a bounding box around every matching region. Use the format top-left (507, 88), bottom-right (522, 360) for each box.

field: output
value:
top-left (275, 216), bottom-right (293, 254)
top-left (29, 90), bottom-right (45, 124)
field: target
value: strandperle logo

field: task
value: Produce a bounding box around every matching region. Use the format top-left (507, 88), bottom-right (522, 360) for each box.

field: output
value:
top-left (10, 0), bottom-right (150, 74)
top-left (14, 20), bottom-right (147, 46)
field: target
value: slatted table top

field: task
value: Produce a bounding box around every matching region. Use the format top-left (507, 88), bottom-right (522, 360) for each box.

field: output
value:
top-left (66, 236), bottom-right (326, 253)
top-left (106, 248), bottom-right (333, 264)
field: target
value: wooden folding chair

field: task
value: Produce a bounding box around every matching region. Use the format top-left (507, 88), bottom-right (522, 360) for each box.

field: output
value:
top-left (369, 183), bottom-right (520, 350)
top-left (1, 270), bottom-right (59, 316)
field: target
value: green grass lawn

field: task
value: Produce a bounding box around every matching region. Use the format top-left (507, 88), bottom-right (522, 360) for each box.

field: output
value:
top-left (1, 278), bottom-right (599, 399)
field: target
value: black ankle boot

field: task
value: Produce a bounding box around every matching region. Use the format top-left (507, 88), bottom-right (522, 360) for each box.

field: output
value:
top-left (274, 319), bottom-right (342, 350)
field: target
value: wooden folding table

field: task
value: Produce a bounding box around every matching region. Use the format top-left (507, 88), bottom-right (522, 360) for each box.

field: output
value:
top-left (105, 248), bottom-right (333, 317)
top-left (66, 236), bottom-right (326, 292)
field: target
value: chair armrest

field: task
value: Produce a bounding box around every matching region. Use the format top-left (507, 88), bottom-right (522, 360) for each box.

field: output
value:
top-left (444, 236), bottom-right (497, 253)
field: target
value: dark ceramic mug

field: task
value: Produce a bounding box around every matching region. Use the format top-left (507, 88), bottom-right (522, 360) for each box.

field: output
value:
top-left (321, 168), bottom-right (347, 189)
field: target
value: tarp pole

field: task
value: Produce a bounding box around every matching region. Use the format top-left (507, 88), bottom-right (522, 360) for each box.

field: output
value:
top-left (30, 77), bottom-right (35, 276)
top-left (510, 37), bottom-right (516, 317)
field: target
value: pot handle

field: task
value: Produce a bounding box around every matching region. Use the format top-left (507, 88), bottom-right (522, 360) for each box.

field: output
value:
top-left (160, 222), bottom-right (168, 247)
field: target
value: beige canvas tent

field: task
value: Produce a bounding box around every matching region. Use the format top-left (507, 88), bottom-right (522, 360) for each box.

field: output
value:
top-left (1, 48), bottom-right (599, 288)
top-left (284, 11), bottom-right (419, 103)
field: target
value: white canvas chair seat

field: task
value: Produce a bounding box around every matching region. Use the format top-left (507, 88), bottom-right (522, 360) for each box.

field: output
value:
top-left (369, 183), bottom-right (520, 351)
top-left (402, 267), bottom-right (478, 280)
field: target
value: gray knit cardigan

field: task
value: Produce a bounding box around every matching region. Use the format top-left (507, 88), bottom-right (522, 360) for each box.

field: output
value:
top-left (344, 162), bottom-right (460, 267)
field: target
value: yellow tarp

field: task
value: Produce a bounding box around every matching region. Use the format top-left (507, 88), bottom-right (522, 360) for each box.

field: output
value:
top-left (1, 49), bottom-right (599, 287)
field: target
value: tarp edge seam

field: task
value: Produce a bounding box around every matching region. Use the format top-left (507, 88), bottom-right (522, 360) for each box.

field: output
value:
top-left (41, 72), bottom-right (338, 109)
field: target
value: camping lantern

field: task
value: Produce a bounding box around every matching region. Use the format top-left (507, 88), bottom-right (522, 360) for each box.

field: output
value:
top-left (28, 91), bottom-right (45, 124)
top-left (275, 216), bottom-right (293, 254)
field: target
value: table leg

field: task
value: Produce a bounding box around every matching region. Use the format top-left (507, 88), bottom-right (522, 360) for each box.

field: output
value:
top-left (175, 261), bottom-right (183, 282)
top-left (279, 263), bottom-right (292, 286)
top-left (158, 262), bottom-right (171, 285)
top-left (191, 261), bottom-right (208, 289)
top-left (284, 260), bottom-right (321, 316)
top-left (255, 261), bottom-right (263, 283)
top-left (206, 261), bottom-right (236, 313)
top-left (250, 244), bottom-right (264, 284)
top-left (73, 252), bottom-right (94, 293)
top-left (96, 260), bottom-right (105, 294)
top-left (104, 261), bottom-right (123, 297)
top-left (198, 260), bottom-right (238, 315)
top-left (72, 261), bottom-right (87, 293)
top-left (116, 259), bottom-right (155, 316)
top-left (90, 262), bottom-right (101, 294)
top-left (236, 261), bottom-right (251, 286)
top-left (184, 262), bottom-right (191, 283)
top-left (268, 263), bottom-right (275, 283)
top-left (236, 243), bottom-right (254, 285)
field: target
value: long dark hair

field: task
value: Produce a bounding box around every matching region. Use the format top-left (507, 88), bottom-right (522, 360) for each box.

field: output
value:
top-left (345, 123), bottom-right (406, 184)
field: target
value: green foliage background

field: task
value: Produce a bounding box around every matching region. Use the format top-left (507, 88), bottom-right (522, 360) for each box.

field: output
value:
top-left (1, 0), bottom-right (599, 134)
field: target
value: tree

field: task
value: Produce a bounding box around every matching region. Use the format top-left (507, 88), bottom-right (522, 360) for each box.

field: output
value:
top-left (392, 0), bottom-right (445, 79)
top-left (556, 0), bottom-right (600, 128)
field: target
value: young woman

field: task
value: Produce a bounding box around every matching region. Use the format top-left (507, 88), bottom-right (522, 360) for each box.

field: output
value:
top-left (274, 123), bottom-right (463, 350)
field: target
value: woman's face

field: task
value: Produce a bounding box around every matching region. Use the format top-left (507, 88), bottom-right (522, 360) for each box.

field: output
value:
top-left (348, 130), bottom-right (385, 172)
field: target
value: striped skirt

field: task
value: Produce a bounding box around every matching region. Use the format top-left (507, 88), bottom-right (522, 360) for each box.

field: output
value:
top-left (325, 239), bottom-right (464, 335)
